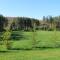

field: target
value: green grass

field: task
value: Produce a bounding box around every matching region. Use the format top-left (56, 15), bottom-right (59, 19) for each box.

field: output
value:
top-left (0, 31), bottom-right (60, 60)
top-left (0, 48), bottom-right (60, 60)
top-left (36, 31), bottom-right (60, 47)
top-left (11, 31), bottom-right (60, 49)
top-left (1, 31), bottom-right (60, 49)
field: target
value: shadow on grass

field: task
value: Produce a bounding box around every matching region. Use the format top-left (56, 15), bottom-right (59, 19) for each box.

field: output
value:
top-left (9, 48), bottom-right (32, 50)
top-left (35, 46), bottom-right (60, 50)
top-left (9, 31), bottom-right (29, 41)
top-left (9, 31), bottom-right (25, 41)
top-left (0, 47), bottom-right (60, 53)
top-left (0, 50), bottom-right (10, 53)
top-left (8, 47), bottom-right (59, 51)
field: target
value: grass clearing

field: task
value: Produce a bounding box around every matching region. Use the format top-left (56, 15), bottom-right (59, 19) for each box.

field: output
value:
top-left (0, 31), bottom-right (60, 60)
top-left (11, 31), bottom-right (60, 49)
top-left (0, 48), bottom-right (60, 60)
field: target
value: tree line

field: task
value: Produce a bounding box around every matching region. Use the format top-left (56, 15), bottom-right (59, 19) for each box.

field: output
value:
top-left (0, 14), bottom-right (60, 32)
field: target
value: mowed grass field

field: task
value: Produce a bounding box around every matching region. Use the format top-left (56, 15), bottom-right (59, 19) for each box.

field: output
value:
top-left (11, 31), bottom-right (60, 49)
top-left (0, 48), bottom-right (60, 60)
top-left (0, 31), bottom-right (60, 60)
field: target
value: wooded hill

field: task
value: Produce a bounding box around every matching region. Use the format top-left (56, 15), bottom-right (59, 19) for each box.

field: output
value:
top-left (0, 15), bottom-right (60, 31)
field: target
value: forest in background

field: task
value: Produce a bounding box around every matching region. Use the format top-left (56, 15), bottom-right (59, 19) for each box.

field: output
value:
top-left (0, 14), bottom-right (60, 32)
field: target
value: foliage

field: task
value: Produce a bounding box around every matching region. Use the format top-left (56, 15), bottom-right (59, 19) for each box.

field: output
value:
top-left (10, 17), bottom-right (40, 31)
top-left (0, 15), bottom-right (8, 32)
top-left (1, 31), bottom-right (11, 49)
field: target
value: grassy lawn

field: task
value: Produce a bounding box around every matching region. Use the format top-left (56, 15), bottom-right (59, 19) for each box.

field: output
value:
top-left (0, 48), bottom-right (60, 60)
top-left (11, 31), bottom-right (60, 49)
top-left (0, 31), bottom-right (60, 60)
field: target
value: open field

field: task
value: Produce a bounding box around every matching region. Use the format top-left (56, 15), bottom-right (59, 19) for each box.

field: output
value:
top-left (11, 31), bottom-right (60, 49)
top-left (0, 48), bottom-right (60, 60)
top-left (0, 31), bottom-right (60, 60)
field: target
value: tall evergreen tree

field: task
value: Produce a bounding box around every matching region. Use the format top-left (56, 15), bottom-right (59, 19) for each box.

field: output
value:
top-left (0, 15), bottom-right (8, 32)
